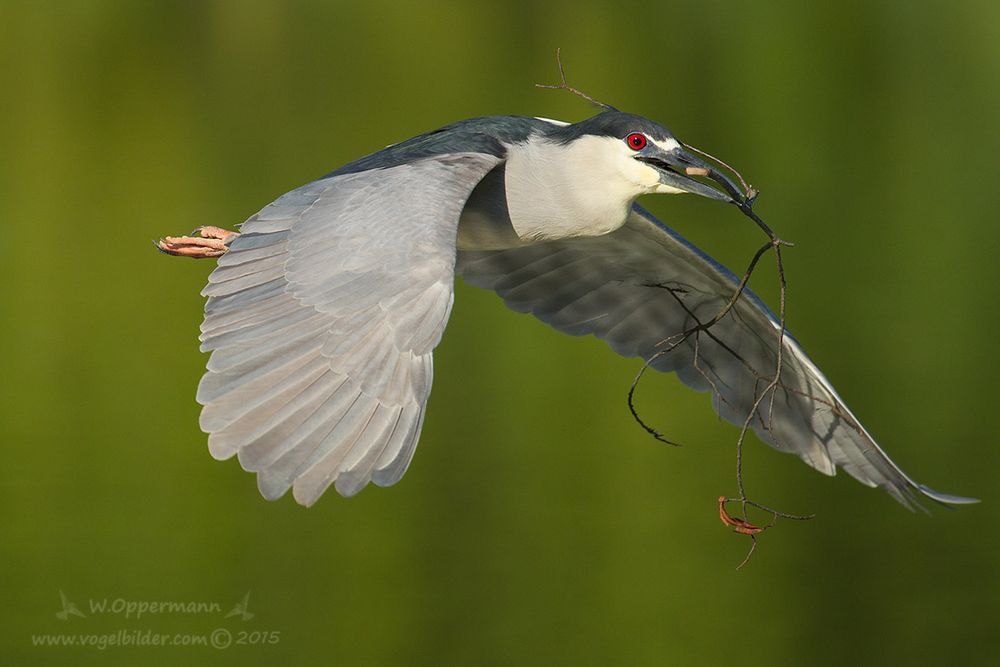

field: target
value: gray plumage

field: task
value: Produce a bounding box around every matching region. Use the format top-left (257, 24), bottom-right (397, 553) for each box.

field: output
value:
top-left (191, 112), bottom-right (976, 509)
top-left (200, 152), bottom-right (500, 504)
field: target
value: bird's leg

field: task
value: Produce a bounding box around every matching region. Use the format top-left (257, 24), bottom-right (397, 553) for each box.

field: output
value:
top-left (156, 226), bottom-right (240, 258)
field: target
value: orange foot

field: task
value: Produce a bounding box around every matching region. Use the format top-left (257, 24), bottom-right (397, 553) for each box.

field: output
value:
top-left (156, 226), bottom-right (239, 258)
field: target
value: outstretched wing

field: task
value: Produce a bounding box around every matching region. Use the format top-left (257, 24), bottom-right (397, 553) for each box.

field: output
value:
top-left (198, 152), bottom-right (501, 506)
top-left (457, 205), bottom-right (977, 509)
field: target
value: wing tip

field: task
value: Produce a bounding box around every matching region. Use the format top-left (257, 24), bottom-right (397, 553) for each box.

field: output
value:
top-left (915, 484), bottom-right (980, 507)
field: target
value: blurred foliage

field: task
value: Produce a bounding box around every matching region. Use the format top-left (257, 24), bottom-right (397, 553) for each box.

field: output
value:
top-left (1, 1), bottom-right (998, 665)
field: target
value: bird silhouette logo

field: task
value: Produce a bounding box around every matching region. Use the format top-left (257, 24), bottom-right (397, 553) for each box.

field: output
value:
top-left (55, 590), bottom-right (86, 620)
top-left (225, 591), bottom-right (254, 621)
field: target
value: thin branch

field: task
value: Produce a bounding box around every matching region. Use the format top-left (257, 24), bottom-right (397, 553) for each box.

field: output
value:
top-left (535, 48), bottom-right (617, 111)
top-left (683, 142), bottom-right (759, 203)
top-left (727, 233), bottom-right (813, 567)
top-left (627, 187), bottom-right (813, 568)
top-left (628, 331), bottom-right (688, 447)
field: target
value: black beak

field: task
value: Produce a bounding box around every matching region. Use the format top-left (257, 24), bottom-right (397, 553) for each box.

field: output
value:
top-left (636, 144), bottom-right (748, 205)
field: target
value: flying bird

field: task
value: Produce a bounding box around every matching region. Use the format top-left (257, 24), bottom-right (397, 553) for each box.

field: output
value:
top-left (158, 110), bottom-right (977, 510)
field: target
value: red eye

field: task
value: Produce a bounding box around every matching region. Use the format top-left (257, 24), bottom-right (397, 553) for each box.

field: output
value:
top-left (626, 133), bottom-right (647, 150)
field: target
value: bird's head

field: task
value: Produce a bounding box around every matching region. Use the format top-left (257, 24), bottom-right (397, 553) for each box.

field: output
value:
top-left (553, 111), bottom-right (748, 205)
top-left (502, 111), bottom-right (752, 243)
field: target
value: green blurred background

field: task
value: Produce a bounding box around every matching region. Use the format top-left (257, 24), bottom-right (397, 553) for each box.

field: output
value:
top-left (2, 1), bottom-right (998, 664)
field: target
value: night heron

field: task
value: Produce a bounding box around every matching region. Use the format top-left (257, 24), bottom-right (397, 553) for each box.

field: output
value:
top-left (159, 110), bottom-right (977, 509)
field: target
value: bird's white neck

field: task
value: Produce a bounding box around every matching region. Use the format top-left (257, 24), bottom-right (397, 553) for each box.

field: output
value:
top-left (503, 135), bottom-right (659, 242)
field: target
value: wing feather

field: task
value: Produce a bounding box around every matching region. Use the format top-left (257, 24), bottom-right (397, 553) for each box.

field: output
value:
top-left (372, 400), bottom-right (427, 487)
top-left (197, 152), bottom-right (502, 504)
top-left (457, 204), bottom-right (976, 508)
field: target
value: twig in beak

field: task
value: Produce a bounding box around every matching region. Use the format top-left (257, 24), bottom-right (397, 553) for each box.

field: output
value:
top-left (685, 167), bottom-right (710, 177)
top-left (683, 141), bottom-right (755, 199)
